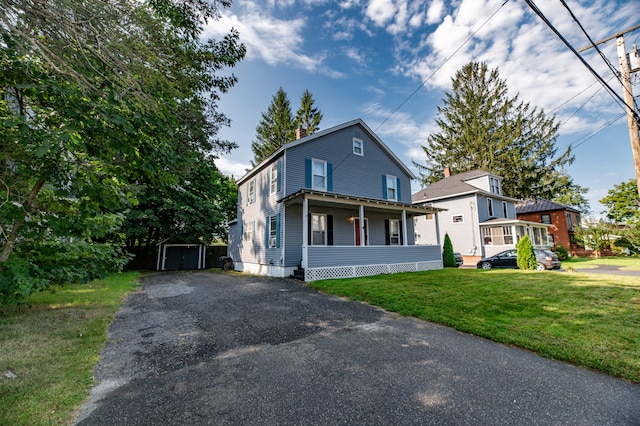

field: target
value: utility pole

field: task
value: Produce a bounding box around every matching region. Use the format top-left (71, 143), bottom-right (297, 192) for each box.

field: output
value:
top-left (580, 24), bottom-right (640, 197)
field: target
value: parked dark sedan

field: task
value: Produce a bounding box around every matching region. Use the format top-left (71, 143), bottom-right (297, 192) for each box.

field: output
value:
top-left (454, 252), bottom-right (464, 267)
top-left (476, 249), bottom-right (561, 270)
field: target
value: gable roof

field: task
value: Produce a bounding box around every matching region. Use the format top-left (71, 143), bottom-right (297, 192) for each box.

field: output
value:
top-left (237, 118), bottom-right (414, 185)
top-left (515, 198), bottom-right (581, 214)
top-left (412, 169), bottom-right (519, 203)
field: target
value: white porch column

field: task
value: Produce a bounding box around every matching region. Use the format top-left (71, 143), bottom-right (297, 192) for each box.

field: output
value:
top-left (435, 213), bottom-right (441, 247)
top-left (402, 210), bottom-right (408, 246)
top-left (302, 197), bottom-right (308, 268)
top-left (359, 204), bottom-right (365, 246)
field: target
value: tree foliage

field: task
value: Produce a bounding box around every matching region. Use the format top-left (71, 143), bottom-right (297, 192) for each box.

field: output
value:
top-left (600, 179), bottom-right (640, 223)
top-left (516, 235), bottom-right (537, 270)
top-left (415, 62), bottom-right (586, 203)
top-left (251, 87), bottom-right (323, 164)
top-left (0, 0), bottom-right (245, 303)
top-left (573, 221), bottom-right (617, 258)
top-left (442, 233), bottom-right (457, 267)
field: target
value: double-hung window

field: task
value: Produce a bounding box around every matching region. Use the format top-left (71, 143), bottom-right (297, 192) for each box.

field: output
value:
top-left (386, 175), bottom-right (397, 201)
top-left (269, 163), bottom-right (278, 195)
top-left (487, 198), bottom-right (494, 217)
top-left (268, 216), bottom-right (278, 248)
top-left (353, 138), bottom-right (363, 156)
top-left (312, 159), bottom-right (326, 191)
top-left (311, 213), bottom-right (326, 245)
top-left (247, 179), bottom-right (256, 204)
top-left (389, 219), bottom-right (400, 245)
top-left (244, 221), bottom-right (255, 242)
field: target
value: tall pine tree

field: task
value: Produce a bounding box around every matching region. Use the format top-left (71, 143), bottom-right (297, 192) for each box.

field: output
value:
top-left (251, 87), bottom-right (323, 165)
top-left (251, 87), bottom-right (295, 164)
top-left (415, 62), bottom-right (585, 203)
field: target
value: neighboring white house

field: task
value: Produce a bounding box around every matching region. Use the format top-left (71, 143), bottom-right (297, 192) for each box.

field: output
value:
top-left (412, 169), bottom-right (552, 265)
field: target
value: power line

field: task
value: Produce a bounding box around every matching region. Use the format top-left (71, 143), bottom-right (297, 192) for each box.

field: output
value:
top-left (560, 112), bottom-right (626, 151)
top-left (373, 0), bottom-right (510, 132)
top-left (523, 0), bottom-right (639, 125)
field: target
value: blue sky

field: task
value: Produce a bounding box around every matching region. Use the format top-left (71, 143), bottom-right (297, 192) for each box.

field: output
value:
top-left (205, 0), bottom-right (639, 216)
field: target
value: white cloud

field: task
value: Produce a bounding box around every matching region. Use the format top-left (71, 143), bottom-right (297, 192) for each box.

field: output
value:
top-left (202, 3), bottom-right (332, 75)
top-left (426, 0), bottom-right (444, 24)
top-left (365, 0), bottom-right (396, 27)
top-left (215, 157), bottom-right (251, 179)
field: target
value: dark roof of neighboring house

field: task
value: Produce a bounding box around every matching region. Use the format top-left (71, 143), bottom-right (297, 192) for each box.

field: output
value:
top-left (515, 198), bottom-right (581, 214)
top-left (412, 169), bottom-right (519, 203)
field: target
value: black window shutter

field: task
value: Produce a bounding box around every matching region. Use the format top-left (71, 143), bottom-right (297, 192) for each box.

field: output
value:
top-left (384, 219), bottom-right (390, 245)
top-left (327, 215), bottom-right (333, 246)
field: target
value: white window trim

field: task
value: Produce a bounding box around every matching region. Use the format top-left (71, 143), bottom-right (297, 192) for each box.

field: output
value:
top-left (386, 174), bottom-right (397, 201)
top-left (452, 214), bottom-right (464, 224)
top-left (269, 163), bottom-right (278, 195)
top-left (268, 216), bottom-right (277, 248)
top-left (312, 158), bottom-right (327, 191)
top-left (248, 179), bottom-right (256, 204)
top-left (353, 138), bottom-right (364, 156)
top-left (311, 213), bottom-right (327, 246)
top-left (244, 220), bottom-right (255, 242)
top-left (389, 219), bottom-right (400, 246)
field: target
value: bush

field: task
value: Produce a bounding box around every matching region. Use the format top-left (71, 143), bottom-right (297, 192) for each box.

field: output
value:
top-left (442, 233), bottom-right (457, 267)
top-left (551, 244), bottom-right (569, 260)
top-left (0, 240), bottom-right (132, 306)
top-left (516, 235), bottom-right (537, 270)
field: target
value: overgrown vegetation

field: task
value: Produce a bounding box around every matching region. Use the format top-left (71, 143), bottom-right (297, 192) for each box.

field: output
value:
top-left (0, 272), bottom-right (139, 425)
top-left (309, 268), bottom-right (640, 382)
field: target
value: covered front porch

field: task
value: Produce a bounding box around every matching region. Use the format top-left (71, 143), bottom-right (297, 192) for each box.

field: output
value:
top-left (480, 218), bottom-right (553, 257)
top-left (281, 190), bottom-right (444, 281)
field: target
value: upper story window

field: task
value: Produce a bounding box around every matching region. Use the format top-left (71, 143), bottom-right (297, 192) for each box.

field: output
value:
top-left (487, 198), bottom-right (494, 217)
top-left (312, 159), bottom-right (326, 191)
top-left (269, 163), bottom-right (278, 195)
top-left (541, 214), bottom-right (551, 224)
top-left (566, 212), bottom-right (573, 227)
top-left (489, 177), bottom-right (501, 195)
top-left (502, 201), bottom-right (508, 218)
top-left (247, 179), bottom-right (256, 204)
top-left (386, 175), bottom-right (397, 201)
top-left (353, 138), bottom-right (364, 156)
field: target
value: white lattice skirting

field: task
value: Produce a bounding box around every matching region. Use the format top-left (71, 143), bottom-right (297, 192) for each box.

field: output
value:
top-left (305, 260), bottom-right (442, 282)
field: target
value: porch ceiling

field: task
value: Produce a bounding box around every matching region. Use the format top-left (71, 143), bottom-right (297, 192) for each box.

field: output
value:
top-left (280, 189), bottom-right (444, 216)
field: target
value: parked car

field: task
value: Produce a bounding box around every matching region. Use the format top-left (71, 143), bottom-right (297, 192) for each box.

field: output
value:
top-left (476, 249), bottom-right (561, 270)
top-left (454, 252), bottom-right (464, 267)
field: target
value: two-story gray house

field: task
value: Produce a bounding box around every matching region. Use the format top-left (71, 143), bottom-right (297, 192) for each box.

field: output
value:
top-left (412, 169), bottom-right (551, 265)
top-left (227, 119), bottom-right (442, 281)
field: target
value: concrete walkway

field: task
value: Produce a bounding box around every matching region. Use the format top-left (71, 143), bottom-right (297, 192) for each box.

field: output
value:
top-left (76, 271), bottom-right (640, 425)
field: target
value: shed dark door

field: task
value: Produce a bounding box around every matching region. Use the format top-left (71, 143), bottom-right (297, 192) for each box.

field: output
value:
top-left (165, 246), bottom-right (200, 270)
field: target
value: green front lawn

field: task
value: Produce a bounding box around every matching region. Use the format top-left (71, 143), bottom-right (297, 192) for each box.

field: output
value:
top-left (563, 255), bottom-right (640, 270)
top-left (309, 268), bottom-right (640, 382)
top-left (0, 272), bottom-right (139, 426)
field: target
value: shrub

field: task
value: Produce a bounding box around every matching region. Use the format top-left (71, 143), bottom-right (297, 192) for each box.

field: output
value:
top-left (0, 240), bottom-right (132, 306)
top-left (442, 233), bottom-right (457, 267)
top-left (551, 244), bottom-right (569, 260)
top-left (516, 235), bottom-right (537, 270)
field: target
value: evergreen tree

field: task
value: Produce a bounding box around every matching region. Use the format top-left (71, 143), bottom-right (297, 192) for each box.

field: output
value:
top-left (295, 89), bottom-right (323, 134)
top-left (415, 62), bottom-right (585, 202)
top-left (442, 233), bottom-right (457, 267)
top-left (516, 235), bottom-right (537, 270)
top-left (251, 87), bottom-right (295, 165)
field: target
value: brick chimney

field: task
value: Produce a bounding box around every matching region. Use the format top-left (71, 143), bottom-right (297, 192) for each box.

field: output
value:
top-left (444, 167), bottom-right (451, 177)
top-left (296, 127), bottom-right (307, 140)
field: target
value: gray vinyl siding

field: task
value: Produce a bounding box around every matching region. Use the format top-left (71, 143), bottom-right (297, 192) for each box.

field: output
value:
top-left (284, 204), bottom-right (303, 267)
top-left (284, 124), bottom-right (412, 202)
top-left (235, 156), bottom-right (284, 266)
top-left (307, 245), bottom-right (440, 268)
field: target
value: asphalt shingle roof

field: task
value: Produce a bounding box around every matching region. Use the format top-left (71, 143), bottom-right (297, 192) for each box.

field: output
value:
top-left (515, 198), bottom-right (580, 214)
top-left (412, 169), bottom-right (492, 202)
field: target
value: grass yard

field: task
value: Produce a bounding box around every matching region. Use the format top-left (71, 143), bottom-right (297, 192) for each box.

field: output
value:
top-left (563, 255), bottom-right (640, 270)
top-left (0, 272), bottom-right (139, 426)
top-left (309, 268), bottom-right (640, 383)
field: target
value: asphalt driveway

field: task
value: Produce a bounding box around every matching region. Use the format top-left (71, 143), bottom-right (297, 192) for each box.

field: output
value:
top-left (76, 271), bottom-right (640, 425)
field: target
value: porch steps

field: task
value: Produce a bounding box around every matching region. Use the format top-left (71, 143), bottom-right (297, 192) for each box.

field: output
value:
top-left (291, 268), bottom-right (305, 281)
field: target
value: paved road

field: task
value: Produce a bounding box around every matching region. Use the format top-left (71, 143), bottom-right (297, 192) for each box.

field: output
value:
top-left (572, 264), bottom-right (640, 276)
top-left (76, 271), bottom-right (640, 425)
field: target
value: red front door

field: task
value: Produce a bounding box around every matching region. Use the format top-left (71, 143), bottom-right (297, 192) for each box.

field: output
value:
top-left (354, 219), bottom-right (368, 246)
